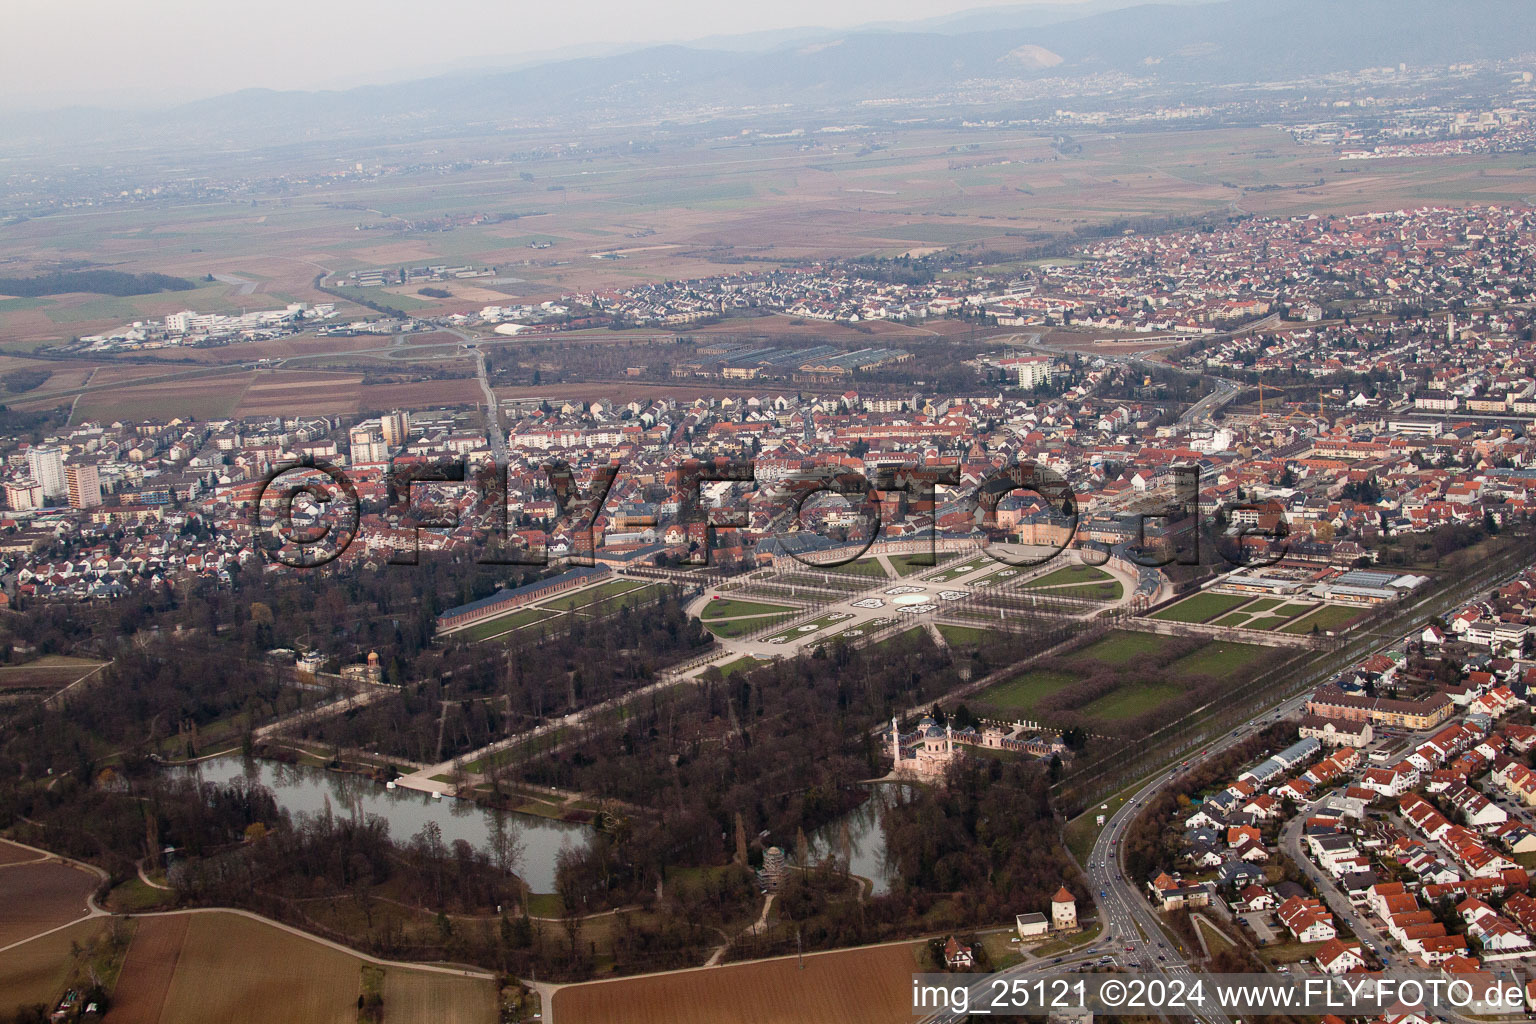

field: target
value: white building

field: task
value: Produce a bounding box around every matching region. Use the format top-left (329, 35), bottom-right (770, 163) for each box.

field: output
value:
top-left (26, 447), bottom-right (66, 500)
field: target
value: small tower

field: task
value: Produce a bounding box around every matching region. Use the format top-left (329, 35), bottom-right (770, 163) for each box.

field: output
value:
top-left (890, 716), bottom-right (901, 771)
top-left (1051, 886), bottom-right (1078, 931)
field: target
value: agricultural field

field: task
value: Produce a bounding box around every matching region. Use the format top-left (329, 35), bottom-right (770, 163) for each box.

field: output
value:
top-left (1147, 591), bottom-right (1253, 623)
top-left (0, 859), bottom-right (99, 947)
top-left (0, 918), bottom-right (111, 1020)
top-left (0, 655), bottom-right (106, 699)
top-left (552, 940), bottom-right (919, 1024)
top-left (131, 911), bottom-right (496, 1024)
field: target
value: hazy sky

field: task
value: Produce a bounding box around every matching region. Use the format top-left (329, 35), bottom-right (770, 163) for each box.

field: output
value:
top-left (5, 0), bottom-right (1108, 111)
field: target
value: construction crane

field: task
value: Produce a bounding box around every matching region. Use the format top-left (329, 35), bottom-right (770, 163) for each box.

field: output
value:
top-left (1256, 382), bottom-right (1285, 417)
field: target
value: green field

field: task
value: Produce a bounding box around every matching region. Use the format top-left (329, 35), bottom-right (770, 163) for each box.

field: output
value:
top-left (1280, 604), bottom-right (1365, 634)
top-left (460, 606), bottom-right (553, 641)
top-left (1065, 631), bottom-right (1176, 666)
top-left (1149, 592), bottom-right (1251, 623)
top-left (540, 578), bottom-right (647, 612)
top-left (705, 614), bottom-right (790, 639)
top-left (1168, 641), bottom-right (1268, 676)
top-left (973, 670), bottom-right (1076, 712)
top-left (887, 553), bottom-right (941, 577)
top-left (1022, 564), bottom-right (1113, 589)
top-left (1240, 597), bottom-right (1284, 613)
top-left (808, 557), bottom-right (889, 578)
top-left (762, 612), bottom-right (855, 643)
top-left (718, 656), bottom-right (769, 677)
top-left (1040, 581), bottom-right (1123, 602)
top-left (936, 623), bottom-right (997, 646)
top-left (924, 561), bottom-right (985, 583)
top-left (700, 597), bottom-right (798, 620)
top-left (1082, 682), bottom-right (1183, 720)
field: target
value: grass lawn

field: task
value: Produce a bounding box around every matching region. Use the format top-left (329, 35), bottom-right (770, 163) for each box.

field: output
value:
top-left (1035, 923), bottom-right (1103, 956)
top-left (526, 892), bottom-right (565, 917)
top-left (1081, 683), bottom-right (1182, 720)
top-left (1280, 604), bottom-right (1365, 634)
top-left (1242, 597), bottom-right (1284, 613)
top-left (705, 614), bottom-right (790, 639)
top-left (700, 598), bottom-right (797, 620)
top-left (978, 932), bottom-right (1026, 970)
top-left (809, 557), bottom-right (889, 578)
top-left (1168, 641), bottom-right (1269, 676)
top-left (106, 877), bottom-right (175, 913)
top-left (1065, 631), bottom-right (1176, 666)
top-left (966, 566), bottom-right (1024, 587)
top-left (974, 670), bottom-right (1076, 712)
top-left (1022, 564), bottom-right (1113, 589)
top-left (888, 553), bottom-right (939, 577)
top-left (460, 607), bottom-right (553, 641)
top-left (1197, 918), bottom-right (1237, 956)
top-left (1211, 612), bottom-right (1251, 627)
top-left (1039, 581), bottom-right (1123, 601)
top-left (1149, 592), bottom-right (1251, 623)
top-left (1247, 616), bottom-right (1293, 630)
top-left (718, 656), bottom-right (769, 677)
top-left (924, 561), bottom-right (985, 583)
top-left (540, 579), bottom-right (647, 612)
top-left (937, 623), bottom-right (996, 646)
top-left (762, 612), bottom-right (854, 644)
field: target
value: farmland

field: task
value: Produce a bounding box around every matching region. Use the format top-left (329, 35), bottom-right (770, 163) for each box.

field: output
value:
top-left (138, 911), bottom-right (496, 1024)
top-left (551, 940), bottom-right (920, 1024)
top-left (0, 859), bottom-right (99, 947)
top-left (0, 918), bottom-right (111, 1020)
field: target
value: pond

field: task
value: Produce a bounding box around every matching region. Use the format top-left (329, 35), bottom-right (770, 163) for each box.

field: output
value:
top-left (174, 755), bottom-right (590, 894)
top-left (806, 783), bottom-right (908, 895)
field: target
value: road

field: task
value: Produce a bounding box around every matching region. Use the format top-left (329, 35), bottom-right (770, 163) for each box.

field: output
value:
top-left (1077, 538), bottom-right (1536, 1024)
top-left (1177, 377), bottom-right (1242, 428)
top-left (444, 327), bottom-right (508, 465)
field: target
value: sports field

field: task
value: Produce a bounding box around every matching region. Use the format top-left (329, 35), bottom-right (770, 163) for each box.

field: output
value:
top-left (552, 940), bottom-right (919, 1024)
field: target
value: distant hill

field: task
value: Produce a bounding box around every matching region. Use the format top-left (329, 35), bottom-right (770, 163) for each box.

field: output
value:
top-left (6, 0), bottom-right (1535, 150)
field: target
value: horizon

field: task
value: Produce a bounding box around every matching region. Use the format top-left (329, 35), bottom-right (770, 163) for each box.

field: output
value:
top-left (1, 0), bottom-right (1142, 114)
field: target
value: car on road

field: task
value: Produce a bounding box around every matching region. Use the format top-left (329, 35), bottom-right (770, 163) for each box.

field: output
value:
top-left (1100, 890), bottom-right (1107, 897)
top-left (1052, 957), bottom-right (1063, 964)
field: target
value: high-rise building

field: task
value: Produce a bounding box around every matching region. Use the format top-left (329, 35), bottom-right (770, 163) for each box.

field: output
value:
top-left (25, 447), bottom-right (66, 500)
top-left (67, 464), bottom-right (102, 510)
top-left (4, 479), bottom-right (42, 511)
top-left (381, 410), bottom-right (410, 448)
